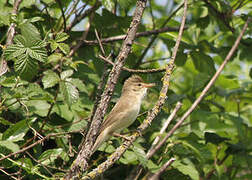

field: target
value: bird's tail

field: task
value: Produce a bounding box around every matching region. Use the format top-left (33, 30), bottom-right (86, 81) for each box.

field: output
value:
top-left (92, 129), bottom-right (110, 153)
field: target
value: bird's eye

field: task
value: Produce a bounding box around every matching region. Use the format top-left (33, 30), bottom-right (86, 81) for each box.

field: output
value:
top-left (138, 83), bottom-right (141, 86)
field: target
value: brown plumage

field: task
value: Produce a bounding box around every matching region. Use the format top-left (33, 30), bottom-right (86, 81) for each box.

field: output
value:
top-left (91, 75), bottom-right (155, 153)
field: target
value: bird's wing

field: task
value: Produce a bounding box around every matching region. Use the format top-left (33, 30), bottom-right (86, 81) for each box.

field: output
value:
top-left (99, 99), bottom-right (129, 133)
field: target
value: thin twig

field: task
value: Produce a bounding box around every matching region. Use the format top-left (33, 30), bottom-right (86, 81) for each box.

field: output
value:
top-left (146, 17), bottom-right (251, 159)
top-left (81, 0), bottom-right (188, 179)
top-left (78, 29), bottom-right (110, 150)
top-left (68, 12), bottom-right (95, 57)
top-left (0, 131), bottom-right (79, 162)
top-left (148, 158), bottom-right (176, 180)
top-left (83, 26), bottom-right (183, 45)
top-left (98, 55), bottom-right (166, 73)
top-left (134, 2), bottom-right (184, 68)
top-left (130, 102), bottom-right (182, 180)
top-left (56, 0), bottom-right (67, 32)
top-left (147, 102), bottom-right (182, 156)
top-left (0, 168), bottom-right (18, 180)
top-left (66, 1), bottom-right (101, 32)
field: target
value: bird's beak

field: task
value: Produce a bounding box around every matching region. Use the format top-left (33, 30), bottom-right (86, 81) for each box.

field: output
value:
top-left (142, 83), bottom-right (155, 88)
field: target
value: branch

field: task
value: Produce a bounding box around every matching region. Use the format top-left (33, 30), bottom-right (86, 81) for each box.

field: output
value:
top-left (81, 0), bottom-right (188, 179)
top-left (148, 158), bottom-right (176, 180)
top-left (0, 131), bottom-right (79, 162)
top-left (68, 12), bottom-right (95, 57)
top-left (128, 102), bottom-right (182, 180)
top-left (134, 2), bottom-right (184, 68)
top-left (83, 26), bottom-right (182, 45)
top-left (56, 0), bottom-right (67, 32)
top-left (65, 1), bottom-right (101, 32)
top-left (0, 0), bottom-right (23, 76)
top-left (147, 102), bottom-right (182, 156)
top-left (203, 0), bottom-right (234, 32)
top-left (98, 55), bottom-right (166, 73)
top-left (64, 1), bottom-right (148, 179)
top-left (146, 17), bottom-right (251, 159)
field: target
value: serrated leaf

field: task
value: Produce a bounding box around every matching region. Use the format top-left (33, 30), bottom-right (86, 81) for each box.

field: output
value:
top-left (55, 32), bottom-right (69, 42)
top-left (60, 70), bottom-right (73, 80)
top-left (14, 55), bottom-right (38, 80)
top-left (58, 43), bottom-right (70, 55)
top-left (42, 70), bottom-right (60, 88)
top-left (60, 81), bottom-right (79, 106)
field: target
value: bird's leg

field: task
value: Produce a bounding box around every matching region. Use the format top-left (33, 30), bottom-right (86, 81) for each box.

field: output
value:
top-left (113, 133), bottom-right (131, 141)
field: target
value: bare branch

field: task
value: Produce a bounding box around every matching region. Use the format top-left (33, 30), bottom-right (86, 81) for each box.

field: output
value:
top-left (146, 17), bottom-right (251, 159)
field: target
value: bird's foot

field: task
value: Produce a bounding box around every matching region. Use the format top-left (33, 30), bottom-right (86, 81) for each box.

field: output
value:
top-left (113, 133), bottom-right (131, 141)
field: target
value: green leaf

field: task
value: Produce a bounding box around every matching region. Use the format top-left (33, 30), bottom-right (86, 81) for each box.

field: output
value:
top-left (50, 41), bottom-right (59, 51)
top-left (0, 117), bottom-right (13, 126)
top-left (58, 43), bottom-right (70, 55)
top-left (191, 51), bottom-right (216, 75)
top-left (175, 51), bottom-right (187, 66)
top-left (55, 32), bottom-right (69, 42)
top-left (70, 78), bottom-right (88, 93)
top-left (60, 70), bottom-right (73, 80)
top-left (48, 53), bottom-right (63, 64)
top-left (102, 0), bottom-right (115, 11)
top-left (53, 103), bottom-right (74, 121)
top-left (192, 73), bottom-right (211, 93)
top-left (38, 148), bottom-right (67, 165)
top-left (172, 160), bottom-right (199, 180)
top-left (2, 118), bottom-right (36, 141)
top-left (60, 81), bottom-right (79, 106)
top-left (4, 34), bottom-right (47, 80)
top-left (42, 70), bottom-right (60, 88)
top-left (14, 55), bottom-right (38, 80)
top-left (26, 100), bottom-right (50, 117)
top-left (0, 140), bottom-right (19, 152)
top-left (19, 22), bottom-right (41, 41)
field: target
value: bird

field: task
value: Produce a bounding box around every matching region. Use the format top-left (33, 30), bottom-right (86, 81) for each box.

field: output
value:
top-left (91, 75), bottom-right (155, 153)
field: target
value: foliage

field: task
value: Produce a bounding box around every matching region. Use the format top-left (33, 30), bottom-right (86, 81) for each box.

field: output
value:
top-left (0, 0), bottom-right (251, 179)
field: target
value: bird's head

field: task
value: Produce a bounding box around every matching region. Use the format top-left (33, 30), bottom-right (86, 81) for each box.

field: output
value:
top-left (122, 75), bottom-right (155, 99)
